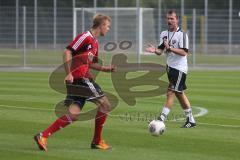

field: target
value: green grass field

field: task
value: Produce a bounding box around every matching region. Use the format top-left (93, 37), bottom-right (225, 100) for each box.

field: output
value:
top-left (1, 48), bottom-right (240, 67)
top-left (0, 69), bottom-right (239, 160)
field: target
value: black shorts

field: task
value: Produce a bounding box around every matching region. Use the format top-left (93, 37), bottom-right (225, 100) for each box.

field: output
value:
top-left (166, 66), bottom-right (187, 93)
top-left (64, 78), bottom-right (104, 109)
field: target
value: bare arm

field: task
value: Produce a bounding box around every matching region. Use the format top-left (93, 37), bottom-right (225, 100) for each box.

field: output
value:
top-left (164, 40), bottom-right (188, 56)
top-left (63, 49), bottom-right (74, 83)
top-left (168, 47), bottom-right (188, 56)
top-left (90, 63), bottom-right (116, 72)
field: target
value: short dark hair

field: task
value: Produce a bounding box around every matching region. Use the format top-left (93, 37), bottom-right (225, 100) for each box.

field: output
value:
top-left (92, 14), bottom-right (111, 29)
top-left (167, 10), bottom-right (179, 19)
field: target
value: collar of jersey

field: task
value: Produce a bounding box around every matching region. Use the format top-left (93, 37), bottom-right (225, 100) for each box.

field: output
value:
top-left (168, 27), bottom-right (181, 32)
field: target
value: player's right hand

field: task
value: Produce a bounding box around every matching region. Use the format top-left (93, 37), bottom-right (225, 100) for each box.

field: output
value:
top-left (64, 73), bottom-right (74, 83)
top-left (145, 44), bottom-right (156, 53)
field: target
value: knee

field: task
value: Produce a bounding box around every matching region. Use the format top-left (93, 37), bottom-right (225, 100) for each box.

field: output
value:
top-left (68, 104), bottom-right (81, 121)
top-left (175, 92), bottom-right (183, 99)
top-left (69, 114), bottom-right (80, 121)
top-left (99, 100), bottom-right (112, 113)
top-left (166, 91), bottom-right (174, 98)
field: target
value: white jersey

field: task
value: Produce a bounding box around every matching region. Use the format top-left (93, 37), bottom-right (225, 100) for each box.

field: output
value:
top-left (158, 27), bottom-right (189, 74)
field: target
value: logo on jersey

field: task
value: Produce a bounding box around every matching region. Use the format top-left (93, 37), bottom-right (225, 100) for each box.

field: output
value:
top-left (172, 39), bottom-right (177, 45)
top-left (87, 44), bottom-right (92, 50)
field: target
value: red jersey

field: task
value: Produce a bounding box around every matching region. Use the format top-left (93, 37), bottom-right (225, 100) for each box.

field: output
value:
top-left (66, 31), bottom-right (99, 79)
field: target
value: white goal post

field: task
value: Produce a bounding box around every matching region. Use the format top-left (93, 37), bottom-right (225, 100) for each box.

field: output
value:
top-left (73, 7), bottom-right (156, 63)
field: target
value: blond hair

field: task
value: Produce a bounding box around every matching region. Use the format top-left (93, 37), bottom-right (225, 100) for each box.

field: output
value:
top-left (92, 14), bottom-right (111, 29)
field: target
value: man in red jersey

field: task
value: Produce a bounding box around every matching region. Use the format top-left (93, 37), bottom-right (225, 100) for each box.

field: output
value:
top-left (34, 14), bottom-right (116, 151)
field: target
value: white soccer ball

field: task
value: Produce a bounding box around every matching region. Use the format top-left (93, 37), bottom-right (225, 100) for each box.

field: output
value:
top-left (148, 120), bottom-right (166, 136)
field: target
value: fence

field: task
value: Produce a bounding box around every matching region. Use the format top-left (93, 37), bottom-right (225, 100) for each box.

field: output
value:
top-left (0, 0), bottom-right (240, 67)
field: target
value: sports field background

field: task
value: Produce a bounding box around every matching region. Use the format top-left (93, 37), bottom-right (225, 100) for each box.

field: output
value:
top-left (0, 66), bottom-right (239, 160)
top-left (1, 48), bottom-right (240, 67)
top-left (1, 0), bottom-right (240, 159)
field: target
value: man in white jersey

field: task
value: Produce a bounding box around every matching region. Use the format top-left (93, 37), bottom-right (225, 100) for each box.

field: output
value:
top-left (146, 10), bottom-right (196, 128)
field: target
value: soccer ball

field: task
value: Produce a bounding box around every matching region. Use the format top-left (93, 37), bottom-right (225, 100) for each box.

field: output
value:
top-left (148, 120), bottom-right (166, 136)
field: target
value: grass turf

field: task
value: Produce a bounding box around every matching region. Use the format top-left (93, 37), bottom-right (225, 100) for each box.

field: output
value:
top-left (1, 48), bottom-right (240, 67)
top-left (0, 70), bottom-right (239, 160)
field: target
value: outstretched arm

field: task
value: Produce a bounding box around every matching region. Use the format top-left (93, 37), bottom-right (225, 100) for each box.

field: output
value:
top-left (145, 44), bottom-right (163, 55)
top-left (90, 63), bottom-right (116, 72)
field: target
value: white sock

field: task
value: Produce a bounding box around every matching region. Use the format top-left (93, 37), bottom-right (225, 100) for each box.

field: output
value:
top-left (160, 107), bottom-right (170, 121)
top-left (184, 108), bottom-right (195, 123)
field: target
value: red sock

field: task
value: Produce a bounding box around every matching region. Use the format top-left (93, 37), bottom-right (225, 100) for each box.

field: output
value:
top-left (92, 111), bottom-right (107, 144)
top-left (41, 115), bottom-right (72, 138)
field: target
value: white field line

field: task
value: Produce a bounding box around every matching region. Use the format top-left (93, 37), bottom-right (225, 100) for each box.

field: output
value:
top-left (0, 104), bottom-right (240, 128)
top-left (192, 106), bottom-right (209, 117)
top-left (0, 104), bottom-right (54, 111)
top-left (169, 106), bottom-right (209, 121)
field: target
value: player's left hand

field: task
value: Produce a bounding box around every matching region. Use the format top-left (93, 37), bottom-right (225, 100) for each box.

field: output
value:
top-left (101, 65), bottom-right (117, 72)
top-left (106, 65), bottom-right (116, 72)
top-left (110, 64), bottom-right (117, 72)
